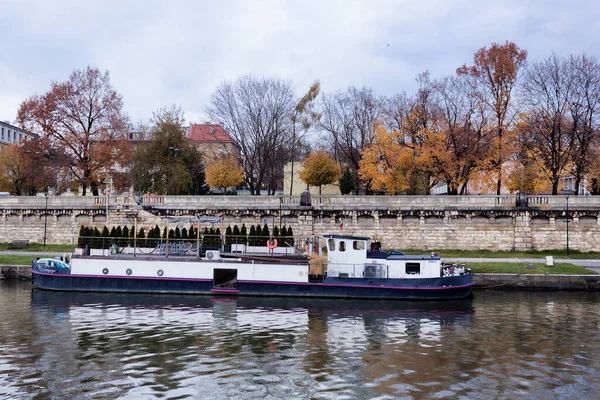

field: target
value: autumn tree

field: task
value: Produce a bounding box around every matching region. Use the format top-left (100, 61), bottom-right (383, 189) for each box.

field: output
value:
top-left (0, 145), bottom-right (27, 194)
top-left (130, 105), bottom-right (208, 195)
top-left (18, 136), bottom-right (70, 195)
top-left (380, 73), bottom-right (441, 194)
top-left (299, 150), bottom-right (341, 194)
top-left (289, 81), bottom-right (321, 195)
top-left (366, 73), bottom-right (491, 195)
top-left (17, 66), bottom-right (131, 195)
top-left (207, 75), bottom-right (296, 195)
top-left (505, 158), bottom-right (545, 194)
top-left (205, 155), bottom-right (244, 192)
top-left (424, 74), bottom-right (492, 194)
top-left (318, 86), bottom-right (382, 192)
top-left (457, 42), bottom-right (527, 194)
top-left (359, 122), bottom-right (415, 194)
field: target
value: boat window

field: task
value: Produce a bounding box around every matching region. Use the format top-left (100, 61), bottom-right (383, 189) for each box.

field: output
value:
top-left (353, 240), bottom-right (365, 250)
top-left (339, 241), bottom-right (346, 252)
top-left (328, 238), bottom-right (335, 251)
top-left (406, 262), bottom-right (420, 275)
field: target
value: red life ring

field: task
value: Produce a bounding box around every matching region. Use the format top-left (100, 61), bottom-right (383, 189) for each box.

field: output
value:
top-left (266, 238), bottom-right (278, 249)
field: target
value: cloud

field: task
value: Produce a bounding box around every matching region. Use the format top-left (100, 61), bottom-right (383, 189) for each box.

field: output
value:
top-left (1, 0), bottom-right (599, 125)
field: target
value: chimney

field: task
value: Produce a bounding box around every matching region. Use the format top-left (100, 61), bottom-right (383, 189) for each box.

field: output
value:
top-left (209, 126), bottom-right (214, 135)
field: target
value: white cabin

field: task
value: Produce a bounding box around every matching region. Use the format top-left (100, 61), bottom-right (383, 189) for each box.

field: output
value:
top-left (324, 235), bottom-right (463, 279)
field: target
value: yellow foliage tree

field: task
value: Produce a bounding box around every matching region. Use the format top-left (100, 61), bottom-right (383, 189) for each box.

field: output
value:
top-left (205, 156), bottom-right (244, 193)
top-left (359, 123), bottom-right (416, 194)
top-left (505, 159), bottom-right (546, 194)
top-left (0, 145), bottom-right (27, 194)
top-left (299, 150), bottom-right (341, 194)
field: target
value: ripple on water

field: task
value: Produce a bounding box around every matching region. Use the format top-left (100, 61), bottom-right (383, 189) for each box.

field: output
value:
top-left (1, 286), bottom-right (600, 398)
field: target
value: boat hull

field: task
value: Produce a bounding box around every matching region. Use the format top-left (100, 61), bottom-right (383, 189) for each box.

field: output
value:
top-left (32, 271), bottom-right (474, 301)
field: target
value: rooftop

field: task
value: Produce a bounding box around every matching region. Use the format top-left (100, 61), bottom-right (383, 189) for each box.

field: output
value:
top-left (187, 123), bottom-right (234, 143)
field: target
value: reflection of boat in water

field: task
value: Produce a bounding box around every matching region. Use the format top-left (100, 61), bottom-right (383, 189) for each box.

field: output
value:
top-left (32, 235), bottom-right (474, 301)
top-left (31, 290), bottom-right (474, 321)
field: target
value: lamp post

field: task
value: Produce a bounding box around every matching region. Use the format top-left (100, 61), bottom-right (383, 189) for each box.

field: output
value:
top-left (105, 185), bottom-right (110, 229)
top-left (168, 146), bottom-right (180, 195)
top-left (43, 193), bottom-right (48, 247)
top-left (278, 193), bottom-right (283, 230)
top-left (566, 196), bottom-right (569, 256)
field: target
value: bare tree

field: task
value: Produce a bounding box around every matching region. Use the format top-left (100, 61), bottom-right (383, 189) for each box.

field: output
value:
top-left (520, 54), bottom-right (574, 194)
top-left (567, 54), bottom-right (600, 194)
top-left (433, 74), bottom-right (492, 194)
top-left (207, 75), bottom-right (295, 195)
top-left (318, 86), bottom-right (382, 192)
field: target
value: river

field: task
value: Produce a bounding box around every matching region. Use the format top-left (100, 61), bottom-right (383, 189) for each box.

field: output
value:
top-left (1, 280), bottom-right (599, 399)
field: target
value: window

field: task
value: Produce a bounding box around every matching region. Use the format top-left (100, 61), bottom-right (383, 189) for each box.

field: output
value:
top-left (328, 238), bottom-right (335, 251)
top-left (353, 240), bottom-right (365, 250)
top-left (339, 241), bottom-right (346, 252)
top-left (406, 262), bottom-right (421, 275)
top-left (1, 127), bottom-right (3, 140)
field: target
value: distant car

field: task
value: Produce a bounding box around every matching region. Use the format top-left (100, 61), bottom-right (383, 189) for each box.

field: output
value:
top-left (0, 192), bottom-right (10, 196)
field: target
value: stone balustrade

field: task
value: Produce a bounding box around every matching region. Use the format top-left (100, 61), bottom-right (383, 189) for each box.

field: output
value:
top-left (0, 194), bottom-right (599, 251)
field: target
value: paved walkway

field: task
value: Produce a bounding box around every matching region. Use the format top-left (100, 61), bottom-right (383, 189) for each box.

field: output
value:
top-left (444, 257), bottom-right (600, 274)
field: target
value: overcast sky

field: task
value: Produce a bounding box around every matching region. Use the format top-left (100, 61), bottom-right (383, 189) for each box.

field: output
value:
top-left (1, 0), bottom-right (599, 125)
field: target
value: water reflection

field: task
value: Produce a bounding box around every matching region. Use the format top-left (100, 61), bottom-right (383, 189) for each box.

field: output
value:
top-left (2, 281), bottom-right (600, 399)
top-left (25, 290), bottom-right (473, 399)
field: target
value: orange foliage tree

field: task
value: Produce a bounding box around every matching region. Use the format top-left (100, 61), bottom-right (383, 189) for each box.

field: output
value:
top-left (299, 150), bottom-right (341, 194)
top-left (205, 156), bottom-right (244, 192)
top-left (359, 122), bottom-right (416, 194)
top-left (365, 73), bottom-right (492, 195)
top-left (457, 41), bottom-right (527, 194)
top-left (17, 66), bottom-right (132, 196)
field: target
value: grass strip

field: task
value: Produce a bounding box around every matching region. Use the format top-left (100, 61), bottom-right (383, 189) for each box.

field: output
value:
top-left (0, 243), bottom-right (74, 252)
top-left (0, 255), bottom-right (55, 265)
top-left (400, 249), bottom-right (600, 259)
top-left (466, 262), bottom-right (596, 275)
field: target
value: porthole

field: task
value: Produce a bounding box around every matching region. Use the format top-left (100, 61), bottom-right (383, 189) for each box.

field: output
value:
top-left (126, 268), bottom-right (132, 276)
top-left (157, 269), bottom-right (164, 277)
top-left (102, 268), bottom-right (109, 275)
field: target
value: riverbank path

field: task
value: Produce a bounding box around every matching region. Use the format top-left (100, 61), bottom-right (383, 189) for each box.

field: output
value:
top-left (444, 257), bottom-right (600, 274)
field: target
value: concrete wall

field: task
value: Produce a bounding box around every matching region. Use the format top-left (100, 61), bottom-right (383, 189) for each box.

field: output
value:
top-left (0, 194), bottom-right (599, 251)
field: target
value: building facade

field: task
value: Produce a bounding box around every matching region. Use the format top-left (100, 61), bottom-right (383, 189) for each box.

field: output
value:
top-left (187, 123), bottom-right (240, 162)
top-left (0, 120), bottom-right (33, 149)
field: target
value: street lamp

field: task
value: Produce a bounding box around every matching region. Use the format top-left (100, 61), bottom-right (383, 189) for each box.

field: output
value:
top-left (278, 193), bottom-right (283, 230)
top-left (566, 196), bottom-right (569, 256)
top-left (168, 146), bottom-right (180, 195)
top-left (43, 193), bottom-right (48, 247)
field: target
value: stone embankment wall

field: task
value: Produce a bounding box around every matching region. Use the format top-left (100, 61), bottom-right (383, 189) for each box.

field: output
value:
top-left (473, 274), bottom-right (600, 290)
top-left (0, 194), bottom-right (599, 251)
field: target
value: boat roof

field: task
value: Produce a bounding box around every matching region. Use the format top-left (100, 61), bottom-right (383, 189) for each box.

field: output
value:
top-left (322, 234), bottom-right (370, 241)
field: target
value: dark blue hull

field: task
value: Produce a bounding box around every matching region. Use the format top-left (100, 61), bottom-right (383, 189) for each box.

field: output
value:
top-left (32, 271), bottom-right (474, 301)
